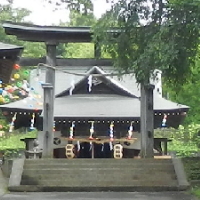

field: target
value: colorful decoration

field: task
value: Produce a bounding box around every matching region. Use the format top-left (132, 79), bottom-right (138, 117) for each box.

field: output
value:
top-left (109, 121), bottom-right (114, 151)
top-left (0, 96), bottom-right (5, 103)
top-left (13, 64), bottom-right (20, 70)
top-left (69, 121), bottom-right (75, 139)
top-left (109, 121), bottom-right (114, 141)
top-left (13, 73), bottom-right (20, 79)
top-left (9, 112), bottom-right (17, 132)
top-left (30, 113), bottom-right (35, 130)
top-left (24, 70), bottom-right (30, 75)
top-left (89, 121), bottom-right (94, 139)
top-left (53, 121), bottom-right (55, 132)
top-left (162, 113), bottom-right (167, 127)
top-left (127, 122), bottom-right (134, 139)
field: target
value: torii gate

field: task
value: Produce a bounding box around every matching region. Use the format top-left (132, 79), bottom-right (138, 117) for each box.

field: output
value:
top-left (3, 21), bottom-right (154, 158)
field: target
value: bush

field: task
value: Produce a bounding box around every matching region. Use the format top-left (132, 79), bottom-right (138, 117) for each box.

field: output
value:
top-left (154, 124), bottom-right (200, 157)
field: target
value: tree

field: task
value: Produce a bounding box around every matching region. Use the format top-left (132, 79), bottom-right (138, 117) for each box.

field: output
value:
top-left (163, 53), bottom-right (200, 125)
top-left (46, 0), bottom-right (93, 14)
top-left (0, 1), bottom-right (46, 57)
top-left (57, 10), bottom-right (97, 58)
top-left (46, 0), bottom-right (200, 158)
top-left (92, 0), bottom-right (199, 85)
top-left (45, 0), bottom-right (200, 85)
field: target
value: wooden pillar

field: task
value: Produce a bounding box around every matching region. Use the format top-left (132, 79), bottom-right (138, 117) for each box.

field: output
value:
top-left (140, 84), bottom-right (155, 158)
top-left (42, 42), bottom-right (56, 158)
top-left (42, 83), bottom-right (53, 158)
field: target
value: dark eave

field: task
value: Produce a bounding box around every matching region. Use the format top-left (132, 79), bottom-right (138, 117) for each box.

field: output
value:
top-left (3, 21), bottom-right (121, 43)
top-left (3, 21), bottom-right (93, 43)
top-left (0, 42), bottom-right (23, 58)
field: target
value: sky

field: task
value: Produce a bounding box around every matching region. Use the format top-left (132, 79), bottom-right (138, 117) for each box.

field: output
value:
top-left (2, 0), bottom-right (112, 25)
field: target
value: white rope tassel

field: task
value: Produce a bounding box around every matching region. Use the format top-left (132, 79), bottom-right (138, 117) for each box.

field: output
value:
top-left (109, 141), bottom-right (113, 151)
top-left (162, 114), bottom-right (167, 127)
top-left (30, 113), bottom-right (35, 130)
top-left (69, 121), bottom-right (75, 139)
top-left (88, 75), bottom-right (92, 92)
top-left (89, 121), bottom-right (94, 139)
top-left (77, 140), bottom-right (80, 152)
top-left (109, 121), bottom-right (114, 141)
top-left (109, 121), bottom-right (114, 150)
top-left (9, 113), bottom-right (17, 132)
top-left (128, 122), bottom-right (133, 139)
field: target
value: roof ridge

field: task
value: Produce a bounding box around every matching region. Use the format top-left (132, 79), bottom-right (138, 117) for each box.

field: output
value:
top-left (55, 66), bottom-right (137, 98)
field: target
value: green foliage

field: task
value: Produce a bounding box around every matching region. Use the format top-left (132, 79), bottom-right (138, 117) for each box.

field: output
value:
top-left (45, 0), bottom-right (93, 14)
top-left (182, 157), bottom-right (200, 181)
top-left (68, 10), bottom-right (96, 26)
top-left (0, 2), bottom-right (46, 57)
top-left (64, 43), bottom-right (94, 58)
top-left (163, 55), bottom-right (200, 125)
top-left (0, 129), bottom-right (38, 158)
top-left (92, 0), bottom-right (200, 85)
top-left (191, 187), bottom-right (200, 199)
top-left (155, 124), bottom-right (200, 157)
top-left (57, 10), bottom-right (97, 58)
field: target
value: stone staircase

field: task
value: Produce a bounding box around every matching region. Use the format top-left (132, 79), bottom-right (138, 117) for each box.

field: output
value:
top-left (11, 159), bottom-right (183, 191)
top-left (8, 158), bottom-right (189, 192)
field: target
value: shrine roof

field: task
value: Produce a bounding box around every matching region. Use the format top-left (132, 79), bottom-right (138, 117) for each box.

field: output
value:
top-left (0, 42), bottom-right (23, 51)
top-left (0, 42), bottom-right (23, 83)
top-left (3, 21), bottom-right (93, 42)
top-left (0, 94), bottom-right (188, 117)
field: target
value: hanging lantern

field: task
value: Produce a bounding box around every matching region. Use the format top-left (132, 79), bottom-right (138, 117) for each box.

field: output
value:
top-left (16, 82), bottom-right (22, 87)
top-left (6, 86), bottom-right (14, 93)
top-left (13, 73), bottom-right (20, 79)
top-left (24, 70), bottom-right (30, 76)
top-left (13, 64), bottom-right (20, 70)
top-left (0, 88), bottom-right (3, 94)
top-left (0, 96), bottom-right (5, 103)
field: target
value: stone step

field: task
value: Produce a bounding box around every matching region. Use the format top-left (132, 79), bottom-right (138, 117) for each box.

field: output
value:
top-left (22, 167), bottom-right (175, 176)
top-left (9, 185), bottom-right (180, 192)
top-left (23, 163), bottom-right (174, 170)
top-left (21, 175), bottom-right (178, 184)
top-left (19, 158), bottom-right (179, 192)
top-left (22, 169), bottom-right (175, 178)
top-left (24, 158), bottom-right (172, 164)
top-left (21, 179), bottom-right (178, 186)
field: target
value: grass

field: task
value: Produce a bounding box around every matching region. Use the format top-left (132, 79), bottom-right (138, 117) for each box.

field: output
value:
top-left (182, 157), bottom-right (200, 199)
top-left (191, 187), bottom-right (200, 199)
top-left (0, 130), bottom-right (37, 157)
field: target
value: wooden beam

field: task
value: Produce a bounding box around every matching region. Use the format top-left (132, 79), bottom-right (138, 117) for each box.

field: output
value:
top-left (19, 58), bottom-right (113, 67)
